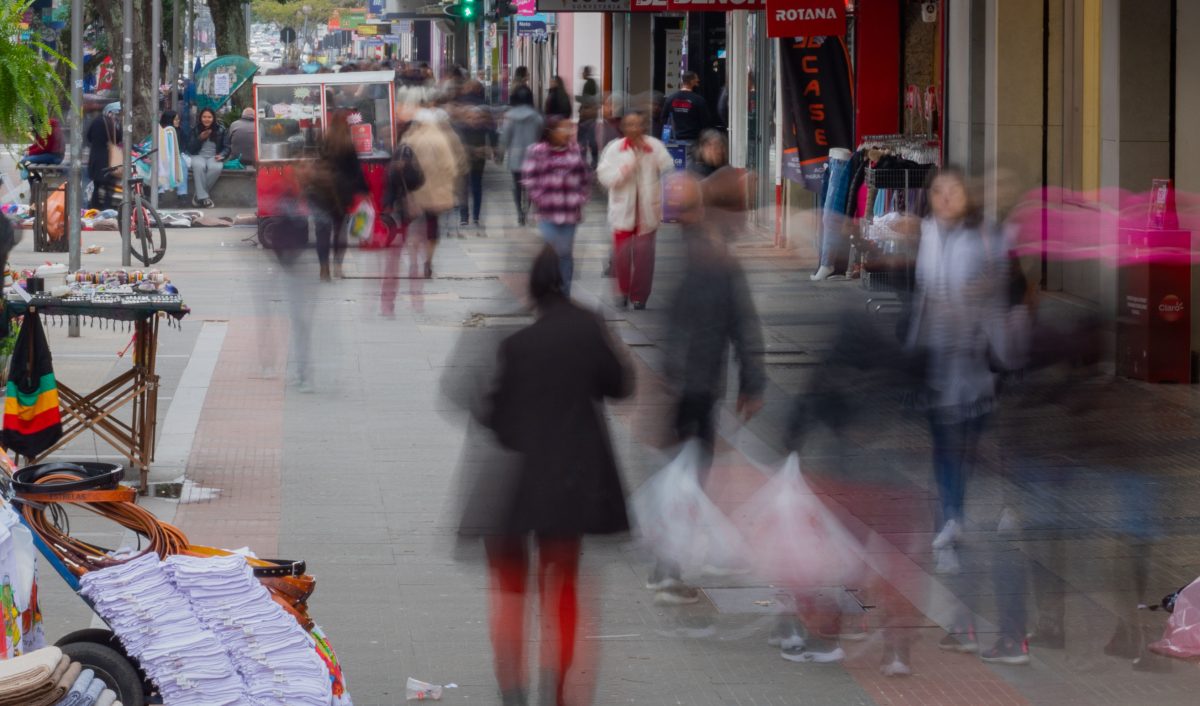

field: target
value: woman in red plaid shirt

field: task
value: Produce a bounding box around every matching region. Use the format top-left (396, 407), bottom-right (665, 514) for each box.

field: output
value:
top-left (521, 116), bottom-right (593, 296)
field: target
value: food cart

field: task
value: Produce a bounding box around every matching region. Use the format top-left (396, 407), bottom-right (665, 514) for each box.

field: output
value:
top-left (252, 71), bottom-right (396, 242)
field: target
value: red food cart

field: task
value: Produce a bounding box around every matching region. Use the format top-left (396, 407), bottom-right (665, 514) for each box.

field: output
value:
top-left (252, 71), bottom-right (396, 241)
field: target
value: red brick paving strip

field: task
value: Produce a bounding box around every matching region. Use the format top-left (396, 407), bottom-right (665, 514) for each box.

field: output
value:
top-left (172, 317), bottom-right (284, 556)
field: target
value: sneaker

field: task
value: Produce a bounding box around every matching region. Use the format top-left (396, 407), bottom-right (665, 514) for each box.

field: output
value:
top-left (767, 618), bottom-right (805, 648)
top-left (517, 215), bottom-right (526, 227)
top-left (880, 657), bottom-right (912, 677)
top-left (602, 261), bottom-right (614, 278)
top-left (654, 585), bottom-right (700, 606)
top-left (938, 630), bottom-right (979, 654)
top-left (980, 637), bottom-right (1030, 665)
top-left (932, 519), bottom-right (961, 550)
top-left (632, 301), bottom-right (647, 310)
top-left (934, 546), bottom-right (961, 574)
top-left (645, 576), bottom-right (682, 591)
top-left (781, 644), bottom-right (845, 664)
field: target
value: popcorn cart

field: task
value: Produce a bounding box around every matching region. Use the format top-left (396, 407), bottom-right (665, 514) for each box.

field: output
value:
top-left (252, 71), bottom-right (396, 243)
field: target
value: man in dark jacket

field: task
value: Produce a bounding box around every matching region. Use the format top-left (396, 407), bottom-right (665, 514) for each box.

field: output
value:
top-left (647, 172), bottom-right (766, 605)
top-left (660, 71), bottom-right (710, 144)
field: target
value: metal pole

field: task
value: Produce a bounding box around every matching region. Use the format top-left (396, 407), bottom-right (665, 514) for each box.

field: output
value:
top-left (170, 0), bottom-right (180, 109)
top-left (68, 0), bottom-right (83, 338)
top-left (121, 0), bottom-right (133, 267)
top-left (151, 0), bottom-right (161, 211)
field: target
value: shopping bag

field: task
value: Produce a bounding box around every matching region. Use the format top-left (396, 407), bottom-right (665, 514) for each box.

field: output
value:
top-left (737, 454), bottom-right (866, 589)
top-left (1150, 577), bottom-right (1200, 659)
top-left (347, 195), bottom-right (387, 248)
top-left (630, 441), bottom-right (750, 577)
top-left (45, 185), bottom-right (66, 241)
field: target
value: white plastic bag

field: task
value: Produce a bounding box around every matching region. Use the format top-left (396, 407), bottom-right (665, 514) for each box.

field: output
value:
top-left (737, 453), bottom-right (866, 589)
top-left (1150, 577), bottom-right (1200, 659)
top-left (630, 441), bottom-right (750, 577)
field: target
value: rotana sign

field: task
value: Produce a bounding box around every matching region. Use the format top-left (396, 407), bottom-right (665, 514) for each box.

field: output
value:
top-left (774, 6), bottom-right (836, 21)
top-left (765, 0), bottom-right (845, 38)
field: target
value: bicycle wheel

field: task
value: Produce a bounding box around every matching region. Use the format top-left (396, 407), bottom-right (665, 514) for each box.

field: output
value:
top-left (130, 196), bottom-right (167, 265)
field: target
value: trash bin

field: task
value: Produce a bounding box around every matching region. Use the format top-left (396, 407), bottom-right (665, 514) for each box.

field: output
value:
top-left (1116, 226), bottom-right (1192, 383)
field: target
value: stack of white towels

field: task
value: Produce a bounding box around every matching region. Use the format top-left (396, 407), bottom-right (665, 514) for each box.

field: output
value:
top-left (79, 552), bottom-right (333, 706)
top-left (165, 554), bottom-right (332, 706)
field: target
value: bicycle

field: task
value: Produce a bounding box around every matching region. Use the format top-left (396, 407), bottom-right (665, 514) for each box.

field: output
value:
top-left (103, 149), bottom-right (167, 265)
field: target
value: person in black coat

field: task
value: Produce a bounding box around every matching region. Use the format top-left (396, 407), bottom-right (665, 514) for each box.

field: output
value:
top-left (544, 75), bottom-right (572, 121)
top-left (86, 103), bottom-right (121, 209)
top-left (465, 245), bottom-right (633, 706)
top-left (303, 111), bottom-right (369, 281)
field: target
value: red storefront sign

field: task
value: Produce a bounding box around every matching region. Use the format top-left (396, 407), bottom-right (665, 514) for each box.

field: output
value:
top-left (631, 0), bottom-right (764, 11)
top-left (766, 0), bottom-right (846, 37)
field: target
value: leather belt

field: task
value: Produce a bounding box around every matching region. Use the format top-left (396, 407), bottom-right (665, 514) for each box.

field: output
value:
top-left (12, 462), bottom-right (124, 494)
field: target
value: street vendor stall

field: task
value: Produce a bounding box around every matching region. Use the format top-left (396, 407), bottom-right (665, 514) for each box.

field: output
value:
top-left (253, 71), bottom-right (396, 243)
top-left (2, 271), bottom-right (188, 493)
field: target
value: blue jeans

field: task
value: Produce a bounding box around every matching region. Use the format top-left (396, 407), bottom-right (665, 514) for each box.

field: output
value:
top-left (929, 413), bottom-right (987, 527)
top-left (538, 221), bottom-right (577, 296)
top-left (820, 156), bottom-right (852, 268)
top-left (21, 153), bottom-right (62, 182)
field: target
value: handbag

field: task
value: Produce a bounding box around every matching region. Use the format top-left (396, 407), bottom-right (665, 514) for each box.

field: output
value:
top-left (105, 117), bottom-right (123, 180)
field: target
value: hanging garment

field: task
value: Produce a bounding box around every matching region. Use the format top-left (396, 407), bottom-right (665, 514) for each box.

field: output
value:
top-left (2, 314), bottom-right (63, 458)
top-left (0, 502), bottom-right (44, 659)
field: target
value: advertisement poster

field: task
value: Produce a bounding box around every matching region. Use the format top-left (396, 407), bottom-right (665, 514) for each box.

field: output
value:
top-left (778, 35), bottom-right (853, 190)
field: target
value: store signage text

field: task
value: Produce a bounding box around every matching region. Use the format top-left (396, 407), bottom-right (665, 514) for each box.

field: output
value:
top-left (631, 0), bottom-right (764, 10)
top-left (537, 0), bottom-right (628, 12)
top-left (766, 0), bottom-right (845, 38)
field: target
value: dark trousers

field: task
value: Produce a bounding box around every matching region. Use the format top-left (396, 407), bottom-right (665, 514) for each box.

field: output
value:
top-left (486, 535), bottom-right (582, 706)
top-left (314, 213), bottom-right (347, 268)
top-left (577, 121), bottom-right (598, 167)
top-left (460, 165), bottom-right (484, 224)
top-left (89, 177), bottom-right (115, 210)
top-left (511, 171), bottom-right (526, 221)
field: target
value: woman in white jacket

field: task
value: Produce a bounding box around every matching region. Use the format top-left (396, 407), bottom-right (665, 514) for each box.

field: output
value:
top-left (596, 112), bottom-right (676, 309)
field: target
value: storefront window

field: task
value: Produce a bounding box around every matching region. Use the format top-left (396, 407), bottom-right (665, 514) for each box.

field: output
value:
top-left (325, 81), bottom-right (394, 158)
top-left (257, 84), bottom-right (324, 161)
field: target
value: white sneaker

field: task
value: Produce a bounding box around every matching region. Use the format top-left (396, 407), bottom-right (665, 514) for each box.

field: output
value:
top-left (932, 519), bottom-right (960, 550)
top-left (934, 546), bottom-right (961, 574)
top-left (781, 645), bottom-right (845, 663)
top-left (810, 265), bottom-right (835, 282)
top-left (654, 586), bottom-right (700, 606)
top-left (645, 576), bottom-right (682, 591)
top-left (880, 658), bottom-right (912, 677)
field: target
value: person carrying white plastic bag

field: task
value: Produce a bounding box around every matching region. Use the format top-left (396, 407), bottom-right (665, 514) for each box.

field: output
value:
top-left (738, 453), bottom-right (867, 664)
top-left (631, 441), bottom-right (750, 593)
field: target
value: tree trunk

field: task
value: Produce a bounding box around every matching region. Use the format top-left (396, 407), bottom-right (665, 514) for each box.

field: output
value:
top-left (208, 0), bottom-right (247, 59)
top-left (92, 0), bottom-right (156, 142)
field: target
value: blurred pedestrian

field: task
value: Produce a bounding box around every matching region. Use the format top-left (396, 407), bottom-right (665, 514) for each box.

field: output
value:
top-left (401, 108), bottom-right (466, 278)
top-left (455, 80), bottom-right (497, 231)
top-left (304, 111), bottom-right (369, 281)
top-left (498, 86), bottom-right (543, 227)
top-left (577, 67), bottom-right (600, 168)
top-left (474, 245), bottom-right (633, 706)
top-left (647, 172), bottom-right (765, 604)
top-left (906, 166), bottom-right (1012, 573)
top-left (544, 75), bottom-right (572, 121)
top-left (521, 116), bottom-right (592, 296)
top-left (596, 111), bottom-right (675, 309)
top-left (379, 124), bottom-right (425, 316)
top-left (86, 103), bottom-right (121, 210)
top-left (186, 107), bottom-right (229, 208)
top-left (687, 129), bottom-right (727, 179)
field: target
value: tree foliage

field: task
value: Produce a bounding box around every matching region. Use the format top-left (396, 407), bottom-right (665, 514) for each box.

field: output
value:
top-left (250, 0), bottom-right (358, 30)
top-left (0, 0), bottom-right (71, 141)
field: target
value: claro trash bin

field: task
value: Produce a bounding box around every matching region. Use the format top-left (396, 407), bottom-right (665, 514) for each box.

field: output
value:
top-left (1117, 225), bottom-right (1192, 383)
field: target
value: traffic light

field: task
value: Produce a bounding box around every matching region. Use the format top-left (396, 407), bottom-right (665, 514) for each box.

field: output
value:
top-left (462, 0), bottom-right (477, 19)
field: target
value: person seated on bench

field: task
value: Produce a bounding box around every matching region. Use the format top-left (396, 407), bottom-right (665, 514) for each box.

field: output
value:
top-left (186, 108), bottom-right (229, 208)
top-left (225, 107), bottom-right (257, 166)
